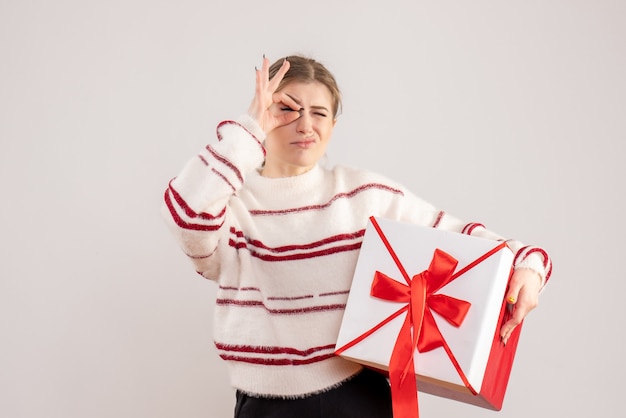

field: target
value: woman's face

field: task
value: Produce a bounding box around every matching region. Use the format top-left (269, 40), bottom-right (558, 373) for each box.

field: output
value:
top-left (261, 81), bottom-right (336, 178)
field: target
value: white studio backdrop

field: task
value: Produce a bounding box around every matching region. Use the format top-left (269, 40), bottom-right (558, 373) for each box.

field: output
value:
top-left (1, 1), bottom-right (623, 417)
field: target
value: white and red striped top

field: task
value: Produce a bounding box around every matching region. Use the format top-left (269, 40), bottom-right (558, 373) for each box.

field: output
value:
top-left (162, 115), bottom-right (552, 398)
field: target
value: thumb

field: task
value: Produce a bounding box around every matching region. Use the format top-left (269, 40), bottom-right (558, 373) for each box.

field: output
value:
top-left (504, 267), bottom-right (530, 305)
top-left (275, 110), bottom-right (301, 128)
top-left (505, 292), bottom-right (519, 306)
top-left (505, 283), bottom-right (522, 306)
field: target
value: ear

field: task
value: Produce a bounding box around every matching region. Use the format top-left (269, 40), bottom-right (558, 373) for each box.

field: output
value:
top-left (332, 118), bottom-right (337, 127)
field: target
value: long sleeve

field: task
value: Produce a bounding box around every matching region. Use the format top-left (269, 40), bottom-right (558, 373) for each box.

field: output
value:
top-left (161, 115), bottom-right (266, 280)
top-left (385, 185), bottom-right (552, 288)
top-left (436, 210), bottom-right (552, 287)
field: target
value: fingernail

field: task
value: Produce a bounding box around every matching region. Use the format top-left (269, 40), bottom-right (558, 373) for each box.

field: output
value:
top-left (507, 296), bottom-right (516, 304)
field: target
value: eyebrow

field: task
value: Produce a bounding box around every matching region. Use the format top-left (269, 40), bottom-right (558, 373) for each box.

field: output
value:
top-left (285, 94), bottom-right (330, 112)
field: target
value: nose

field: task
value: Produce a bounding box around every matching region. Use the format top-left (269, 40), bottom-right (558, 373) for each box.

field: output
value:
top-left (296, 110), bottom-right (313, 135)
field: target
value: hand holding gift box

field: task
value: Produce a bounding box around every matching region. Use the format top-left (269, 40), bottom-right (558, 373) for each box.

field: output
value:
top-left (335, 217), bottom-right (523, 418)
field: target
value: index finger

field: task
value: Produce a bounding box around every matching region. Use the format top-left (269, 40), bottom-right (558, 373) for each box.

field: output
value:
top-left (273, 91), bottom-right (300, 111)
top-left (267, 58), bottom-right (290, 92)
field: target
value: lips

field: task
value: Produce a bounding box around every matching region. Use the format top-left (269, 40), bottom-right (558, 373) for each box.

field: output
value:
top-left (292, 139), bottom-right (316, 148)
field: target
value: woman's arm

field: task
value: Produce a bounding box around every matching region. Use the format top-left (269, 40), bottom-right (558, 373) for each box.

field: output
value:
top-left (433, 210), bottom-right (552, 343)
top-left (161, 116), bottom-right (266, 279)
top-left (161, 56), bottom-right (301, 279)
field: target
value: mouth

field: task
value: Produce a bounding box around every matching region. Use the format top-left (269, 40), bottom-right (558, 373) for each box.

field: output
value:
top-left (291, 139), bottom-right (316, 148)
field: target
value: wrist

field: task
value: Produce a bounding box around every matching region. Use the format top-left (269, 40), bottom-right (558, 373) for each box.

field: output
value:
top-left (238, 114), bottom-right (266, 141)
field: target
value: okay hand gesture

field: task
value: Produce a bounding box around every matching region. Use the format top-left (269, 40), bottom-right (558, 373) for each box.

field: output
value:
top-left (247, 56), bottom-right (301, 133)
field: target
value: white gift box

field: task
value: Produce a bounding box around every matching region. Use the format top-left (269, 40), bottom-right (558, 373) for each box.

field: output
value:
top-left (335, 217), bottom-right (522, 410)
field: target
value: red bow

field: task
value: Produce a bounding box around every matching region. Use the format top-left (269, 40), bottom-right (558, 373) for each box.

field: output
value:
top-left (372, 248), bottom-right (471, 361)
top-left (372, 249), bottom-right (471, 354)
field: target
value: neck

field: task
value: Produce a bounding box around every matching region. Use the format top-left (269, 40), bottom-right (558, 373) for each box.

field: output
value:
top-left (260, 164), bottom-right (316, 178)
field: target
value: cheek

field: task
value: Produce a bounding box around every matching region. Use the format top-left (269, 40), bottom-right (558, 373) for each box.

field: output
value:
top-left (265, 129), bottom-right (287, 146)
top-left (317, 122), bottom-right (334, 140)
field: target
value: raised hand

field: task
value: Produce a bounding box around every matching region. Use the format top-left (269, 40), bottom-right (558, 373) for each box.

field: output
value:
top-left (247, 56), bottom-right (301, 133)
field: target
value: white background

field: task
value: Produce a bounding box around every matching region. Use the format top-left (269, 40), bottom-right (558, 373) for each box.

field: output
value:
top-left (1, 1), bottom-right (623, 417)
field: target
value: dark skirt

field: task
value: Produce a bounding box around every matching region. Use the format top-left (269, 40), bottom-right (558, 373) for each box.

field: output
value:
top-left (234, 368), bottom-right (393, 418)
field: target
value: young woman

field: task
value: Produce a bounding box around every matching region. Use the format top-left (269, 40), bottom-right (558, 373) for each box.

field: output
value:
top-left (162, 55), bottom-right (552, 418)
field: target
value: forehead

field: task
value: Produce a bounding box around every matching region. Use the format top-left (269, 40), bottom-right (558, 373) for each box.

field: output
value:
top-left (279, 81), bottom-right (333, 108)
